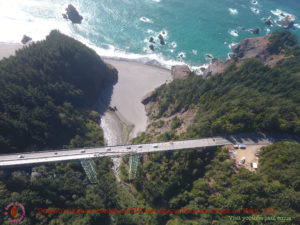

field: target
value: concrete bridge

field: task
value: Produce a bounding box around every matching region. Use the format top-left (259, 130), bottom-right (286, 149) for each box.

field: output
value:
top-left (1, 133), bottom-right (296, 168)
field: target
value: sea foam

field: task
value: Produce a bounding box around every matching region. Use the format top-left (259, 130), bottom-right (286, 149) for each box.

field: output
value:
top-left (251, 7), bottom-right (260, 14)
top-left (140, 17), bottom-right (152, 23)
top-left (229, 8), bottom-right (238, 15)
top-left (229, 30), bottom-right (239, 37)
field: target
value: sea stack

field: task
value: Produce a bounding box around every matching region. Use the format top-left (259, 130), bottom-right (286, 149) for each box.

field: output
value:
top-left (63, 4), bottom-right (83, 24)
top-left (158, 34), bottom-right (166, 45)
top-left (21, 35), bottom-right (32, 44)
top-left (149, 37), bottom-right (155, 43)
top-left (149, 44), bottom-right (154, 51)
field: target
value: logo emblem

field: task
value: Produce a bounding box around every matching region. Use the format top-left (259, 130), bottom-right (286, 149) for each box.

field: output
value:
top-left (4, 202), bottom-right (25, 223)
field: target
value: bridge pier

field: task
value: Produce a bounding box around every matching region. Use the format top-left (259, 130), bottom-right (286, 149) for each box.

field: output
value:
top-left (80, 159), bottom-right (98, 184)
top-left (129, 153), bottom-right (140, 180)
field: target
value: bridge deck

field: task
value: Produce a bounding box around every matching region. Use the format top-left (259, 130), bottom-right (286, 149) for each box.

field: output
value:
top-left (0, 134), bottom-right (280, 167)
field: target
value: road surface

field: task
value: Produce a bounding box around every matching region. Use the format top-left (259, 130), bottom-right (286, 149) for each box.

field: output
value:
top-left (0, 133), bottom-right (297, 167)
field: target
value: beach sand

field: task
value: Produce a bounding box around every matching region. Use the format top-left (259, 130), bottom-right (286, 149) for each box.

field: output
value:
top-left (104, 59), bottom-right (172, 139)
top-left (0, 43), bottom-right (23, 60)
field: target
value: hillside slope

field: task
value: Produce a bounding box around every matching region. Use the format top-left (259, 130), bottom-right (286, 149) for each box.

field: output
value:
top-left (133, 30), bottom-right (300, 143)
top-left (0, 30), bottom-right (118, 153)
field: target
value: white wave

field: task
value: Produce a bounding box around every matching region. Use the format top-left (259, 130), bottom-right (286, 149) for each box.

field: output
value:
top-left (152, 0), bottom-right (161, 2)
top-left (271, 9), bottom-right (294, 20)
top-left (160, 30), bottom-right (168, 37)
top-left (251, 7), bottom-right (260, 14)
top-left (229, 8), bottom-right (238, 15)
top-left (140, 17), bottom-right (152, 23)
top-left (0, 0), bottom-right (209, 75)
top-left (190, 63), bottom-right (210, 75)
top-left (264, 27), bottom-right (271, 33)
top-left (77, 34), bottom-right (186, 70)
top-left (192, 50), bottom-right (198, 55)
top-left (0, 0), bottom-right (74, 43)
top-left (177, 52), bottom-right (186, 58)
top-left (228, 42), bottom-right (238, 49)
top-left (295, 24), bottom-right (300, 29)
top-left (171, 42), bottom-right (177, 48)
top-left (229, 29), bottom-right (239, 37)
top-left (147, 29), bottom-right (154, 34)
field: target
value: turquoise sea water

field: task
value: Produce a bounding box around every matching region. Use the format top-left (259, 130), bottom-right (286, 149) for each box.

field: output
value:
top-left (0, 0), bottom-right (300, 70)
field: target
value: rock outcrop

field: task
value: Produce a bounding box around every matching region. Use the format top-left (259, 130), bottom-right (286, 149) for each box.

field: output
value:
top-left (158, 34), bottom-right (165, 45)
top-left (205, 54), bottom-right (214, 59)
top-left (277, 14), bottom-right (295, 29)
top-left (250, 28), bottom-right (260, 35)
top-left (202, 34), bottom-right (287, 77)
top-left (63, 4), bottom-right (83, 24)
top-left (149, 44), bottom-right (154, 51)
top-left (171, 65), bottom-right (190, 80)
top-left (264, 16), bottom-right (272, 26)
top-left (149, 37), bottom-right (155, 43)
top-left (21, 35), bottom-right (32, 44)
top-left (231, 35), bottom-right (270, 59)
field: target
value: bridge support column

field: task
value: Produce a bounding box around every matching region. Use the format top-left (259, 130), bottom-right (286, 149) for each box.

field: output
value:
top-left (81, 159), bottom-right (98, 184)
top-left (129, 153), bottom-right (140, 180)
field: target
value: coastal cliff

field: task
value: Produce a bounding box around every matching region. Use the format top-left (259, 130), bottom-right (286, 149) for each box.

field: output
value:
top-left (202, 30), bottom-right (297, 77)
top-left (132, 30), bottom-right (300, 143)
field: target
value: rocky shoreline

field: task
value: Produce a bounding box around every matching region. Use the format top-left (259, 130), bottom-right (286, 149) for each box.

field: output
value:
top-left (201, 34), bottom-right (287, 77)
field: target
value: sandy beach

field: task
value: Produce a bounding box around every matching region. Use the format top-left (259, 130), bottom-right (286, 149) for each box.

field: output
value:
top-left (0, 43), bottom-right (23, 60)
top-left (104, 59), bottom-right (172, 139)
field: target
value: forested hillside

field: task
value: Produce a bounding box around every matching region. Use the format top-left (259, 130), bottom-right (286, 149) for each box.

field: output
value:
top-left (134, 30), bottom-right (300, 142)
top-left (0, 30), bottom-right (117, 153)
top-left (125, 30), bottom-right (300, 224)
top-left (120, 142), bottom-right (300, 224)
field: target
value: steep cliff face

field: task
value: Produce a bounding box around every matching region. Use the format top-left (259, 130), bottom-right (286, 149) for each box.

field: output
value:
top-left (203, 34), bottom-right (287, 77)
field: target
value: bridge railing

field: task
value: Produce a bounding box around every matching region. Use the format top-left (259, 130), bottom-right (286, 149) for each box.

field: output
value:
top-left (1, 132), bottom-right (296, 157)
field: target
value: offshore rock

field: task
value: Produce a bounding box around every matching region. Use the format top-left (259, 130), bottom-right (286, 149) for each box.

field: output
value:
top-left (149, 37), bottom-right (155, 43)
top-left (158, 34), bottom-right (166, 45)
top-left (250, 28), bottom-right (260, 35)
top-left (264, 16), bottom-right (272, 26)
top-left (21, 35), bottom-right (32, 44)
top-left (149, 44), bottom-right (154, 51)
top-left (64, 4), bottom-right (83, 24)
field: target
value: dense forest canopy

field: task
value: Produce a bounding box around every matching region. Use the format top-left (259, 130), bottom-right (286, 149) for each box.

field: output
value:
top-left (119, 142), bottom-right (300, 224)
top-left (0, 30), bottom-right (117, 153)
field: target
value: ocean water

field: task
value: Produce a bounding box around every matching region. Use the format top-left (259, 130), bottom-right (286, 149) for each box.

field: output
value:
top-left (0, 0), bottom-right (300, 71)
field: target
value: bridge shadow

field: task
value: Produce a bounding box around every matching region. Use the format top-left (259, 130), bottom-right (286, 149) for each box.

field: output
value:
top-left (223, 132), bottom-right (300, 144)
